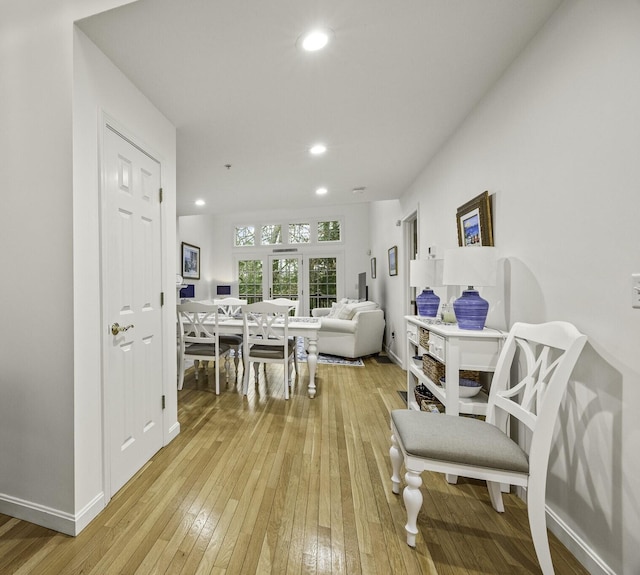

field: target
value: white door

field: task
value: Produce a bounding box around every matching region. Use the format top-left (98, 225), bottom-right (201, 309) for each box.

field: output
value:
top-left (103, 125), bottom-right (164, 496)
top-left (268, 255), bottom-right (303, 311)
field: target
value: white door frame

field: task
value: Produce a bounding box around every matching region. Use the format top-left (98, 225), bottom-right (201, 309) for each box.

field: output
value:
top-left (98, 113), bottom-right (167, 502)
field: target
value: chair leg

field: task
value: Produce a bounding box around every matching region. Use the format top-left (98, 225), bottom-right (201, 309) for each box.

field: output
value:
top-left (403, 468), bottom-right (423, 548)
top-left (233, 345), bottom-right (240, 376)
top-left (194, 359), bottom-right (200, 380)
top-left (242, 361), bottom-right (250, 395)
top-left (254, 363), bottom-right (260, 384)
top-left (528, 476), bottom-right (554, 575)
top-left (389, 433), bottom-right (403, 495)
top-left (214, 358), bottom-right (220, 395)
top-left (487, 481), bottom-right (505, 512)
top-left (177, 356), bottom-right (185, 391)
top-left (284, 358), bottom-right (289, 400)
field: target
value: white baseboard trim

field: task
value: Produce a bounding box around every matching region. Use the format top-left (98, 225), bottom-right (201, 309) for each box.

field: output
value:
top-left (166, 420), bottom-right (180, 445)
top-left (384, 344), bottom-right (402, 366)
top-left (546, 504), bottom-right (615, 575)
top-left (0, 491), bottom-right (105, 536)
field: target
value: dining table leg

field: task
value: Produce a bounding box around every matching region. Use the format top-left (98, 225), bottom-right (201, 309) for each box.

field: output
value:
top-left (306, 335), bottom-right (318, 398)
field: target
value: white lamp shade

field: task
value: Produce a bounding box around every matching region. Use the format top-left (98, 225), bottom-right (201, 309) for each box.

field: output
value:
top-left (442, 247), bottom-right (497, 287)
top-left (409, 259), bottom-right (442, 288)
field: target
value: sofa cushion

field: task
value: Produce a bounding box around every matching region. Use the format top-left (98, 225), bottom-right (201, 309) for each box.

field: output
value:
top-left (337, 301), bottom-right (379, 320)
top-left (319, 318), bottom-right (358, 334)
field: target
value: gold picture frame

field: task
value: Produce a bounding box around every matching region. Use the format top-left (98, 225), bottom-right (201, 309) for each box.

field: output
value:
top-left (456, 191), bottom-right (494, 247)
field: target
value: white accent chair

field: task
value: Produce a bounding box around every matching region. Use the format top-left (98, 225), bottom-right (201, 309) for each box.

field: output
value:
top-left (390, 321), bottom-right (587, 575)
top-left (241, 302), bottom-right (296, 400)
top-left (177, 302), bottom-right (231, 394)
top-left (214, 297), bottom-right (247, 376)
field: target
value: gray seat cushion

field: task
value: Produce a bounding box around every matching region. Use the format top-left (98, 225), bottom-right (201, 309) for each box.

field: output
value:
top-left (249, 340), bottom-right (295, 360)
top-left (391, 409), bottom-right (529, 474)
top-left (219, 334), bottom-right (243, 346)
top-left (185, 343), bottom-right (230, 357)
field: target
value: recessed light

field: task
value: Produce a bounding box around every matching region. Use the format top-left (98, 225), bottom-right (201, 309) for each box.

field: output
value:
top-left (315, 187), bottom-right (328, 196)
top-left (309, 143), bottom-right (327, 155)
top-left (195, 199), bottom-right (205, 206)
top-left (299, 28), bottom-right (333, 52)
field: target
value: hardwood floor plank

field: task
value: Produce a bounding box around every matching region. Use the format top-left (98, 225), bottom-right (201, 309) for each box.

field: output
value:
top-left (0, 359), bottom-right (590, 575)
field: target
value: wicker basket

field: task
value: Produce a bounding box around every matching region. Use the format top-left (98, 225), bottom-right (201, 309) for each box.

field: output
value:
top-left (414, 384), bottom-right (434, 406)
top-left (419, 327), bottom-right (430, 350)
top-left (422, 354), bottom-right (480, 384)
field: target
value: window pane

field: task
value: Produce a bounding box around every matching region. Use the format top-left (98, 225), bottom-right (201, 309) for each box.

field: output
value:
top-left (238, 259), bottom-right (263, 303)
top-left (289, 223), bottom-right (310, 244)
top-left (271, 258), bottom-right (299, 300)
top-left (235, 225), bottom-right (255, 247)
top-left (308, 257), bottom-right (337, 310)
top-left (261, 224), bottom-right (282, 245)
top-left (318, 220), bottom-right (341, 242)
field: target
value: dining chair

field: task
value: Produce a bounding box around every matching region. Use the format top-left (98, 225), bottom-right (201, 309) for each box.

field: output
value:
top-left (214, 297), bottom-right (247, 377)
top-left (264, 297), bottom-right (300, 374)
top-left (390, 321), bottom-right (587, 575)
top-left (177, 302), bottom-right (231, 394)
top-left (241, 302), bottom-right (296, 400)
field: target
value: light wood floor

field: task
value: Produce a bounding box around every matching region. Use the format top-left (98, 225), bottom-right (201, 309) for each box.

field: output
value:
top-left (0, 358), bottom-right (589, 575)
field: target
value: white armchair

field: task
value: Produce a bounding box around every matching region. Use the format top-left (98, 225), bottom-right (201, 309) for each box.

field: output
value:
top-left (311, 301), bottom-right (385, 359)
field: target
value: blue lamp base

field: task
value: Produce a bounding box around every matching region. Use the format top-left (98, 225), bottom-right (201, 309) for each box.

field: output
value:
top-left (416, 289), bottom-right (440, 317)
top-left (452, 289), bottom-right (489, 330)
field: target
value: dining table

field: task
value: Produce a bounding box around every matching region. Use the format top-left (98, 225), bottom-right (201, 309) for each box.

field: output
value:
top-left (216, 316), bottom-right (321, 398)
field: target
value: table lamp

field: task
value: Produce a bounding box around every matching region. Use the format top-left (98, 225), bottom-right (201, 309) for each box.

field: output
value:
top-left (410, 259), bottom-right (442, 317)
top-left (442, 247), bottom-right (497, 330)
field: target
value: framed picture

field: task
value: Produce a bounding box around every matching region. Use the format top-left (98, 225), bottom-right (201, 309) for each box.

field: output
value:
top-left (388, 246), bottom-right (398, 276)
top-left (456, 191), bottom-right (494, 247)
top-left (370, 257), bottom-right (377, 279)
top-left (181, 242), bottom-right (201, 279)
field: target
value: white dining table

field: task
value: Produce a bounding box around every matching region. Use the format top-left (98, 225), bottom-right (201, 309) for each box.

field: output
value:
top-left (216, 316), bottom-right (321, 398)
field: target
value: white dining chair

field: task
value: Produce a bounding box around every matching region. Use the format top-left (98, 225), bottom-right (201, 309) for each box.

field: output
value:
top-left (214, 297), bottom-right (247, 376)
top-left (241, 302), bottom-right (296, 400)
top-left (264, 297), bottom-right (300, 374)
top-left (177, 302), bottom-right (231, 394)
top-left (390, 321), bottom-right (587, 575)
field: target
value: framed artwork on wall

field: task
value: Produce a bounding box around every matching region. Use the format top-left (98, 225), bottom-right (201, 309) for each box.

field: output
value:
top-left (456, 191), bottom-right (494, 247)
top-left (181, 242), bottom-right (201, 279)
top-left (371, 257), bottom-right (377, 279)
top-left (388, 246), bottom-right (398, 276)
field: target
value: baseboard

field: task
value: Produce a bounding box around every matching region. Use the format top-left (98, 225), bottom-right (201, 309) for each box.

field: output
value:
top-left (166, 420), bottom-right (180, 445)
top-left (514, 486), bottom-right (614, 575)
top-left (384, 344), bottom-right (402, 366)
top-left (0, 491), bottom-right (105, 536)
top-left (546, 504), bottom-right (615, 575)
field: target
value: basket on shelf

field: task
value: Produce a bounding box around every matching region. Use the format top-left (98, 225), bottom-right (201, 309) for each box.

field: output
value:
top-left (419, 327), bottom-right (430, 350)
top-left (414, 383), bottom-right (435, 406)
top-left (422, 354), bottom-right (480, 384)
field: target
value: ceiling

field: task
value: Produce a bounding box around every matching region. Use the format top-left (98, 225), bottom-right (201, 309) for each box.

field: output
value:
top-left (77, 0), bottom-right (561, 217)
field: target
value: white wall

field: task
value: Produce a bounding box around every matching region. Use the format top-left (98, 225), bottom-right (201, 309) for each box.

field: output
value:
top-left (0, 0), bottom-right (177, 535)
top-left (178, 204), bottom-right (372, 309)
top-left (373, 1), bottom-right (639, 572)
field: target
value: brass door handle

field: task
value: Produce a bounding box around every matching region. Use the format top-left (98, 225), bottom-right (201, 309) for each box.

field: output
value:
top-left (111, 322), bottom-right (134, 336)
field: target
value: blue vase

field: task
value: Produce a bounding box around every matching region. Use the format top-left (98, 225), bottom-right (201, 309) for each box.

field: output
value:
top-left (416, 289), bottom-right (440, 317)
top-left (452, 289), bottom-right (488, 330)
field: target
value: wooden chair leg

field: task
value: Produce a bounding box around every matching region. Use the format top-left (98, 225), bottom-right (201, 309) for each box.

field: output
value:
top-left (487, 480), bottom-right (505, 512)
top-left (389, 433), bottom-right (403, 495)
top-left (528, 476), bottom-right (554, 574)
top-left (403, 468), bottom-right (423, 548)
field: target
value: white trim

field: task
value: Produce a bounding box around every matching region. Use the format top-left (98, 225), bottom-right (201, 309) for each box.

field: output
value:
top-left (0, 492), bottom-right (105, 536)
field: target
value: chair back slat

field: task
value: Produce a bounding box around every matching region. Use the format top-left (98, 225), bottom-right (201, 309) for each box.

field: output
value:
top-left (242, 302), bottom-right (289, 347)
top-left (264, 298), bottom-right (299, 317)
top-left (486, 321), bottom-right (587, 459)
top-left (214, 297), bottom-right (247, 319)
top-left (177, 302), bottom-right (221, 345)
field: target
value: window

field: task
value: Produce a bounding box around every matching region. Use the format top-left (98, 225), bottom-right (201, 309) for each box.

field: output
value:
top-left (234, 225), bottom-right (255, 247)
top-left (318, 220), bottom-right (341, 242)
top-left (238, 259), bottom-right (263, 303)
top-left (261, 224), bottom-right (282, 245)
top-left (289, 223), bottom-right (310, 244)
top-left (308, 257), bottom-right (337, 310)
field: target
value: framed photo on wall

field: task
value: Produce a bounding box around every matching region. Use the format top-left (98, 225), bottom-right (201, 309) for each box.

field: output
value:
top-left (388, 246), bottom-right (398, 276)
top-left (181, 242), bottom-right (201, 279)
top-left (371, 257), bottom-right (377, 279)
top-left (456, 191), bottom-right (494, 247)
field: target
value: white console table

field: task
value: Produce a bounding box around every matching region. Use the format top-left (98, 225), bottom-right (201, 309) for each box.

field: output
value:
top-left (405, 316), bottom-right (505, 416)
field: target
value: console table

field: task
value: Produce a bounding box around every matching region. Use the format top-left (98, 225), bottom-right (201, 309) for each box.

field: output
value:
top-left (405, 316), bottom-right (505, 416)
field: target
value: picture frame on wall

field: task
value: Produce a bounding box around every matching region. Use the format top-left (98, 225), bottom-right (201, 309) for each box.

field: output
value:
top-left (371, 257), bottom-right (377, 279)
top-left (181, 242), bottom-right (201, 279)
top-left (388, 246), bottom-right (398, 276)
top-left (456, 191), bottom-right (494, 247)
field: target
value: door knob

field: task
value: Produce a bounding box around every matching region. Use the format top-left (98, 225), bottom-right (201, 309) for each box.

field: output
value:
top-left (111, 322), bottom-right (134, 336)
